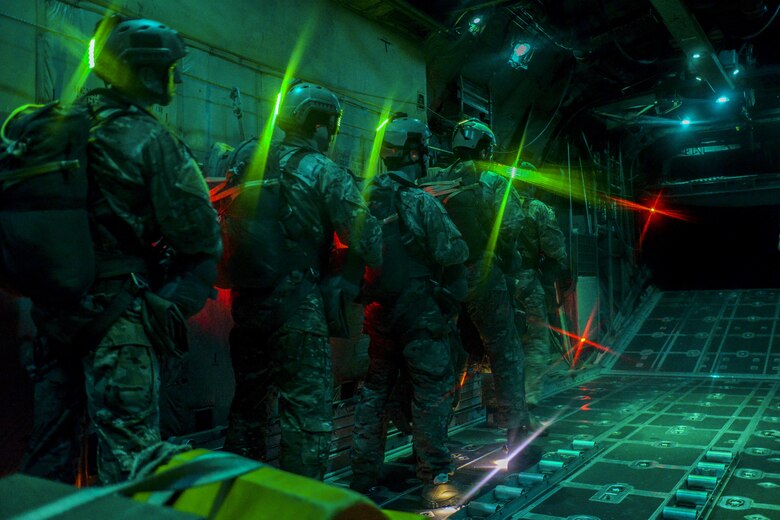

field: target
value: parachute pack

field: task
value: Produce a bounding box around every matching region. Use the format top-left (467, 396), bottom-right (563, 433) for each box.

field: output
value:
top-left (419, 172), bottom-right (491, 265)
top-left (0, 101), bottom-right (99, 305)
top-left (209, 141), bottom-right (316, 289)
top-left (362, 176), bottom-right (430, 299)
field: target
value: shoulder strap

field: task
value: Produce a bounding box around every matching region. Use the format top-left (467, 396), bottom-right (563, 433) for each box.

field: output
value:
top-left (279, 146), bottom-right (315, 175)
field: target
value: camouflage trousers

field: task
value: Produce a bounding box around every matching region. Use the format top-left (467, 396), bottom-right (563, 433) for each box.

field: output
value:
top-left (465, 264), bottom-right (528, 429)
top-left (224, 287), bottom-right (333, 481)
top-left (511, 269), bottom-right (549, 407)
top-left (21, 298), bottom-right (162, 485)
top-left (351, 295), bottom-right (455, 482)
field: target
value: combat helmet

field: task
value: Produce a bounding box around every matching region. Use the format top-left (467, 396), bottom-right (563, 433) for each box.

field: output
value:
top-left (380, 114), bottom-right (431, 183)
top-left (93, 17), bottom-right (186, 105)
top-left (277, 81), bottom-right (342, 137)
top-left (452, 118), bottom-right (496, 159)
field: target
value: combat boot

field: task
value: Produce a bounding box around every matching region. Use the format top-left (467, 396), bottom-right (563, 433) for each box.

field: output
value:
top-left (421, 473), bottom-right (461, 509)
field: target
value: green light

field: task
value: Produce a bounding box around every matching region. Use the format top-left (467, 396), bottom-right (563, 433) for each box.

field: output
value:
top-left (88, 38), bottom-right (96, 69)
top-left (486, 162), bottom-right (589, 201)
top-left (274, 92), bottom-right (281, 117)
top-left (716, 96), bottom-right (730, 104)
top-left (364, 102), bottom-right (394, 187)
top-left (732, 68), bottom-right (740, 76)
top-left (480, 118), bottom-right (530, 280)
top-left (246, 11), bottom-right (318, 192)
top-left (63, 11), bottom-right (116, 104)
top-left (681, 118), bottom-right (691, 126)
top-left (692, 52), bottom-right (701, 59)
top-left (472, 17), bottom-right (482, 24)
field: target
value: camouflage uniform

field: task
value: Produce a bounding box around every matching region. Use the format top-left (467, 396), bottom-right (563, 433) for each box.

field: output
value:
top-left (351, 175), bottom-right (468, 484)
top-left (224, 136), bottom-right (382, 480)
top-left (511, 196), bottom-right (567, 407)
top-left (21, 92), bottom-right (222, 484)
top-left (424, 160), bottom-right (529, 429)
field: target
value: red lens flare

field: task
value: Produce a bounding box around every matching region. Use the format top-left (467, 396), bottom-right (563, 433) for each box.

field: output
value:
top-left (608, 192), bottom-right (692, 251)
top-left (546, 304), bottom-right (618, 368)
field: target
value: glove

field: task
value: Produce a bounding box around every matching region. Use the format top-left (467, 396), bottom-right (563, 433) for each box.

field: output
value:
top-left (157, 256), bottom-right (218, 318)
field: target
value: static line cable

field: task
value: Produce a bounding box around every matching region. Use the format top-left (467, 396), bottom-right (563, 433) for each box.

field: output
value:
top-left (741, 4), bottom-right (780, 40)
top-left (526, 69), bottom-right (574, 147)
top-left (580, 156), bottom-right (592, 234)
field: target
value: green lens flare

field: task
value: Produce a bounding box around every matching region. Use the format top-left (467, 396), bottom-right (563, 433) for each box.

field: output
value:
top-left (246, 13), bottom-right (317, 192)
top-left (88, 38), bottom-right (96, 69)
top-left (376, 117), bottom-right (390, 132)
top-left (363, 101), bottom-right (394, 190)
top-left (63, 10), bottom-right (117, 103)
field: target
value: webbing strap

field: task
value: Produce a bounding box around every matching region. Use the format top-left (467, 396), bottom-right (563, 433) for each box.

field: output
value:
top-left (420, 178), bottom-right (480, 204)
top-left (74, 277), bottom-right (143, 354)
top-left (0, 160), bottom-right (80, 185)
top-left (210, 178), bottom-right (279, 204)
top-left (209, 146), bottom-right (311, 209)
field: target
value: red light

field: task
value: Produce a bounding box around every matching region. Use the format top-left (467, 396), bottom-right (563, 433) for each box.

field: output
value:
top-left (514, 43), bottom-right (530, 56)
top-left (333, 232), bottom-right (348, 250)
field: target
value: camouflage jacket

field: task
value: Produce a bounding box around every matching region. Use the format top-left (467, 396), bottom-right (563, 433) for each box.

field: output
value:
top-left (422, 159), bottom-right (523, 268)
top-left (277, 137), bottom-right (382, 269)
top-left (386, 179), bottom-right (469, 269)
top-left (515, 195), bottom-right (567, 270)
top-left (86, 92), bottom-right (222, 281)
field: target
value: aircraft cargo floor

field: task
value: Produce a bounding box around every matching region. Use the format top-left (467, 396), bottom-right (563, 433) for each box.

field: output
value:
top-left (327, 289), bottom-right (780, 520)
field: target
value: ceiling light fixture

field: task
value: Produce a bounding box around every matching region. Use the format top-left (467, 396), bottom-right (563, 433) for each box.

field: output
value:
top-left (508, 42), bottom-right (534, 70)
top-left (468, 15), bottom-right (485, 35)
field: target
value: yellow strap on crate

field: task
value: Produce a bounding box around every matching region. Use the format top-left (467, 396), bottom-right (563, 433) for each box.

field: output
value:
top-left (134, 449), bottom-right (422, 520)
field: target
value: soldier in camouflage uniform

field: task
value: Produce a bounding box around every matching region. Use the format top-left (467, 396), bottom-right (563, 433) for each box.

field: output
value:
top-left (420, 119), bottom-right (531, 448)
top-left (20, 18), bottom-right (222, 484)
top-left (350, 116), bottom-right (468, 508)
top-left (510, 163), bottom-right (569, 408)
top-left (222, 81), bottom-right (382, 480)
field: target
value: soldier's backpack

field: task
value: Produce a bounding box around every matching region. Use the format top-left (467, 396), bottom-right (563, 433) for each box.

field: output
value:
top-left (362, 175), bottom-right (430, 299)
top-left (210, 141), bottom-right (318, 290)
top-left (419, 163), bottom-right (492, 265)
top-left (0, 101), bottom-right (98, 305)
